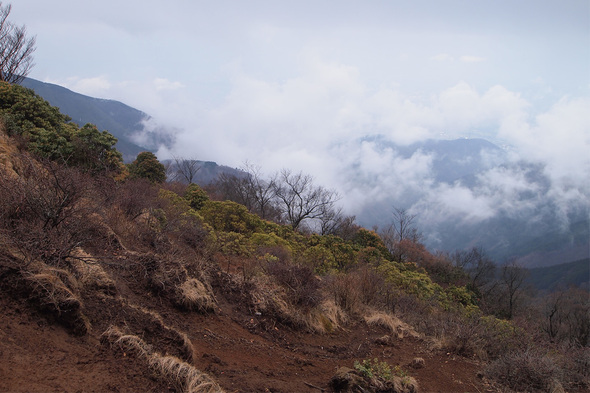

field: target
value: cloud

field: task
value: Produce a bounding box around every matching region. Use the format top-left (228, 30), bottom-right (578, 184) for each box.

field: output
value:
top-left (45, 76), bottom-right (113, 97)
top-left (48, 58), bottom-right (588, 245)
top-left (431, 53), bottom-right (454, 62)
top-left (460, 55), bottom-right (486, 63)
top-left (154, 78), bottom-right (184, 91)
top-left (499, 96), bottom-right (590, 183)
top-left (430, 54), bottom-right (486, 64)
top-left (162, 61), bottom-right (587, 193)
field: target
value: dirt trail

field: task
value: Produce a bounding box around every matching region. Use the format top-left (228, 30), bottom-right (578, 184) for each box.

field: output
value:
top-left (1, 291), bottom-right (490, 393)
top-left (0, 296), bottom-right (168, 393)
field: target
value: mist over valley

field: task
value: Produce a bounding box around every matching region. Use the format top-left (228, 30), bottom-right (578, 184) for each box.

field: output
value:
top-left (24, 77), bottom-right (589, 269)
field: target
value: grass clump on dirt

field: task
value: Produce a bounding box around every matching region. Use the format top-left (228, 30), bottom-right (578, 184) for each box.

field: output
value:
top-left (103, 326), bottom-right (224, 393)
top-left (330, 358), bottom-right (418, 393)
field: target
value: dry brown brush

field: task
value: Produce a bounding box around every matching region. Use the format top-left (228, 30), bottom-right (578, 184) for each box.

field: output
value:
top-left (103, 326), bottom-right (224, 393)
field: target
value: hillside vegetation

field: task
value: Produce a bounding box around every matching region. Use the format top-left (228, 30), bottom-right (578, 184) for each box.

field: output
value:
top-left (1, 81), bottom-right (588, 392)
top-left (20, 77), bottom-right (155, 162)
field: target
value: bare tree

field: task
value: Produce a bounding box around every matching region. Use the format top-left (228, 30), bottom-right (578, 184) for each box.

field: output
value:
top-left (500, 259), bottom-right (528, 319)
top-left (542, 290), bottom-right (565, 342)
top-left (214, 172), bottom-right (253, 208)
top-left (541, 287), bottom-right (590, 346)
top-left (273, 169), bottom-right (339, 231)
top-left (391, 207), bottom-right (421, 242)
top-left (171, 156), bottom-right (201, 184)
top-left (241, 162), bottom-right (276, 220)
top-left (0, 2), bottom-right (36, 84)
top-left (380, 207), bottom-right (423, 262)
top-left (451, 246), bottom-right (497, 294)
top-left (318, 205), bottom-right (344, 236)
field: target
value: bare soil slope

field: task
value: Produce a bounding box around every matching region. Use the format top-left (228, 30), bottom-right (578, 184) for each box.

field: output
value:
top-left (0, 270), bottom-right (490, 393)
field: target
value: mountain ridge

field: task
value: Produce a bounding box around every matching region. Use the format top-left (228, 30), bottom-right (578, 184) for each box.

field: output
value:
top-left (21, 78), bottom-right (151, 161)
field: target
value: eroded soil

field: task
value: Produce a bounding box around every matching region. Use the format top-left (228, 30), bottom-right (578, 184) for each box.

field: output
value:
top-left (0, 288), bottom-right (493, 393)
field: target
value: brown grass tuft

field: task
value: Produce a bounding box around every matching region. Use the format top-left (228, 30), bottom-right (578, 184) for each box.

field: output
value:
top-left (25, 261), bottom-right (90, 334)
top-left (103, 326), bottom-right (224, 393)
top-left (364, 311), bottom-right (419, 339)
top-left (176, 278), bottom-right (216, 313)
top-left (68, 248), bottom-right (116, 295)
top-left (125, 302), bottom-right (195, 362)
top-left (149, 355), bottom-right (224, 393)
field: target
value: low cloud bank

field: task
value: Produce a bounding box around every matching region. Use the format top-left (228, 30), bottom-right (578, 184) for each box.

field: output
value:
top-left (52, 63), bottom-right (589, 257)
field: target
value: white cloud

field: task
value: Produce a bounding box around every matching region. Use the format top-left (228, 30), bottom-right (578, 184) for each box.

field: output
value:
top-left (154, 78), bottom-right (184, 91)
top-left (460, 55), bottom-right (486, 63)
top-left (421, 183), bottom-right (496, 224)
top-left (431, 53), bottom-right (454, 62)
top-left (45, 76), bottom-right (113, 97)
top-left (43, 56), bottom-right (589, 243)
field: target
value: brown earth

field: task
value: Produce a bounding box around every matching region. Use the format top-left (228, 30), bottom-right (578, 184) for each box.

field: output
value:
top-left (0, 273), bottom-right (493, 393)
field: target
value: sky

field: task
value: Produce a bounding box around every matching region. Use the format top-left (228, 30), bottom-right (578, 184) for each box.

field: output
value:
top-left (10, 0), bottom-right (590, 236)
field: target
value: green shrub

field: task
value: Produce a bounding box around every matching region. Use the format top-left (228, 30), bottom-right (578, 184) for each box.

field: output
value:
top-left (354, 358), bottom-right (397, 380)
top-left (184, 183), bottom-right (209, 210)
top-left (214, 231), bottom-right (251, 256)
top-left (378, 260), bottom-right (441, 300)
top-left (128, 152), bottom-right (166, 183)
top-left (200, 200), bottom-right (263, 234)
top-left (352, 228), bottom-right (391, 260)
top-left (0, 82), bottom-right (123, 174)
top-left (301, 244), bottom-right (337, 274)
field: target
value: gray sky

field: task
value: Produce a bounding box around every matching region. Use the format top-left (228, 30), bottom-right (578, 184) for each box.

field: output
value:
top-left (11, 0), bottom-right (590, 229)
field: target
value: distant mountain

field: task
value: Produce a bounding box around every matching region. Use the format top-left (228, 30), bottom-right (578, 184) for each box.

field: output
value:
top-left (21, 78), bottom-right (153, 161)
top-left (395, 137), bottom-right (507, 184)
top-left (353, 136), bottom-right (589, 267)
top-left (526, 258), bottom-right (590, 291)
top-left (20, 78), bottom-right (242, 183)
top-left (355, 135), bottom-right (509, 226)
top-left (163, 159), bottom-right (244, 185)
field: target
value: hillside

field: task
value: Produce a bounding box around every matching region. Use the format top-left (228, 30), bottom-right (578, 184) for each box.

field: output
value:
top-left (20, 78), bottom-right (153, 161)
top-left (1, 80), bottom-right (588, 393)
top-left (526, 258), bottom-right (590, 291)
top-left (0, 121), bottom-right (487, 392)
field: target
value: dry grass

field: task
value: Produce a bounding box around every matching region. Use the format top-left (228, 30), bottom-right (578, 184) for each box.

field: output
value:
top-left (146, 256), bottom-right (217, 315)
top-left (330, 364), bottom-right (419, 393)
top-left (103, 326), bottom-right (224, 393)
top-left (0, 126), bottom-right (20, 177)
top-left (68, 248), bottom-right (116, 295)
top-left (24, 260), bottom-right (90, 334)
top-left (125, 302), bottom-right (195, 362)
top-left (176, 278), bottom-right (216, 313)
top-left (317, 298), bottom-right (347, 333)
top-left (252, 275), bottom-right (300, 324)
top-left (364, 311), bottom-right (419, 339)
top-left (26, 270), bottom-right (79, 311)
top-left (485, 348), bottom-right (567, 393)
top-left (103, 326), bottom-right (153, 357)
top-left (244, 274), bottom-right (347, 334)
top-left (149, 355), bottom-right (224, 393)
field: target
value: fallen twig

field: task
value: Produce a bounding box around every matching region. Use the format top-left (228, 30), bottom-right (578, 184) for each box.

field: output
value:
top-left (304, 381), bottom-right (325, 392)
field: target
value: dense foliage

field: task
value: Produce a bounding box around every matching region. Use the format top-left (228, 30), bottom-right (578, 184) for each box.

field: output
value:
top-left (127, 151), bottom-right (166, 183)
top-left (0, 81), bottom-right (123, 173)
